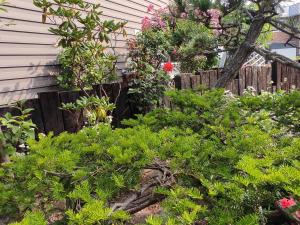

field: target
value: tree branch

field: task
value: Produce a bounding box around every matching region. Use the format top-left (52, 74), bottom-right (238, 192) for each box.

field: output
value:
top-left (110, 161), bottom-right (175, 214)
top-left (269, 18), bottom-right (300, 41)
top-left (215, 13), bottom-right (266, 88)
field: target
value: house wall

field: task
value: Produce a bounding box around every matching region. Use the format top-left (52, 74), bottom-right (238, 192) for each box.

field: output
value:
top-left (0, 0), bottom-right (169, 106)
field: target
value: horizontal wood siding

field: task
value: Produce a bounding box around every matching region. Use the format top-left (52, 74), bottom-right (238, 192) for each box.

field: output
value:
top-left (0, 0), bottom-right (169, 106)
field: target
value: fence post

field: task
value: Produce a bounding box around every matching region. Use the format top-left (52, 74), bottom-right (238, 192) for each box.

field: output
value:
top-left (38, 91), bottom-right (65, 135)
top-left (238, 67), bottom-right (246, 95)
top-left (59, 91), bottom-right (83, 133)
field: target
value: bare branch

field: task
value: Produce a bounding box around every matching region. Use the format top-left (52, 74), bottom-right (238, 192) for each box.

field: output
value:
top-left (269, 18), bottom-right (300, 41)
top-left (110, 160), bottom-right (176, 214)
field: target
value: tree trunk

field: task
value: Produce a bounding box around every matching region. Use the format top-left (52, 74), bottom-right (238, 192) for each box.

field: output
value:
top-left (215, 16), bottom-right (266, 88)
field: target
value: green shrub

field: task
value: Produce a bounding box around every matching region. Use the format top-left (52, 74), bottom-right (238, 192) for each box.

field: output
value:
top-left (0, 101), bottom-right (36, 163)
top-left (171, 19), bottom-right (218, 72)
top-left (127, 29), bottom-right (172, 113)
top-left (1, 90), bottom-right (300, 224)
top-left (33, 0), bottom-right (126, 90)
top-left (124, 89), bottom-right (300, 224)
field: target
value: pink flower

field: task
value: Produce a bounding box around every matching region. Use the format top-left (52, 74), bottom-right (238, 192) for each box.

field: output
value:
top-left (207, 8), bottom-right (222, 34)
top-left (141, 16), bottom-right (151, 31)
top-left (163, 62), bottom-right (174, 73)
top-left (158, 18), bottom-right (166, 28)
top-left (279, 198), bottom-right (296, 209)
top-left (207, 8), bottom-right (221, 19)
top-left (147, 4), bottom-right (154, 13)
top-left (150, 16), bottom-right (166, 29)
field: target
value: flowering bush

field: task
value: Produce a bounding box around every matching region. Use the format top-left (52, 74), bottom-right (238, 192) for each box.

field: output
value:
top-left (143, 2), bottom-right (219, 73)
top-left (127, 2), bottom-right (220, 112)
top-left (127, 7), bottom-right (173, 113)
top-left (142, 5), bottom-right (167, 31)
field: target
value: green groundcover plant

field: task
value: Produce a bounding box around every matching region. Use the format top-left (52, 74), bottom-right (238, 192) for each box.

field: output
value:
top-left (1, 89), bottom-right (300, 224)
top-left (0, 101), bottom-right (36, 163)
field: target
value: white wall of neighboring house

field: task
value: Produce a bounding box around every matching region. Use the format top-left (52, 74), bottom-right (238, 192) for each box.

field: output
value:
top-left (271, 1), bottom-right (300, 60)
top-left (272, 48), bottom-right (297, 60)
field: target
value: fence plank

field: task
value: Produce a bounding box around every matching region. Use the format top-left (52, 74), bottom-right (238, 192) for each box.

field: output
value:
top-left (239, 67), bottom-right (246, 95)
top-left (281, 64), bottom-right (289, 92)
top-left (216, 68), bottom-right (221, 79)
top-left (252, 66), bottom-right (258, 91)
top-left (225, 80), bottom-right (233, 92)
top-left (181, 73), bottom-right (192, 89)
top-left (209, 70), bottom-right (218, 87)
top-left (290, 67), bottom-right (297, 91)
top-left (296, 68), bottom-right (300, 90)
top-left (266, 66), bottom-right (271, 91)
top-left (256, 67), bottom-right (262, 93)
top-left (112, 85), bottom-right (132, 128)
top-left (232, 79), bottom-right (239, 95)
top-left (287, 65), bottom-right (292, 92)
top-left (39, 91), bottom-right (64, 135)
top-left (246, 66), bottom-right (253, 88)
top-left (59, 91), bottom-right (83, 133)
top-left (24, 99), bottom-right (45, 134)
top-left (276, 63), bottom-right (282, 90)
top-left (190, 75), bottom-right (201, 89)
top-left (201, 71), bottom-right (210, 88)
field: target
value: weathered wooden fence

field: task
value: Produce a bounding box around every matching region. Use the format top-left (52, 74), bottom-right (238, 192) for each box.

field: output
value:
top-left (1, 62), bottom-right (300, 135)
top-left (175, 63), bottom-right (300, 94)
top-left (0, 82), bottom-right (133, 135)
top-left (175, 66), bottom-right (273, 94)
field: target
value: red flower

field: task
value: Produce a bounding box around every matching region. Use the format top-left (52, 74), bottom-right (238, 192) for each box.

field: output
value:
top-left (279, 198), bottom-right (296, 209)
top-left (163, 62), bottom-right (174, 73)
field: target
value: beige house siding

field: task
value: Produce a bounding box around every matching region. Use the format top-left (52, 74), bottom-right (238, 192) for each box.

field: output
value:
top-left (0, 0), bottom-right (169, 106)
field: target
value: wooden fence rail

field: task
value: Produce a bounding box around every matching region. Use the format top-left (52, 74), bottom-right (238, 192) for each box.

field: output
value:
top-left (175, 63), bottom-right (300, 94)
top-left (0, 82), bottom-right (133, 135)
top-left (1, 62), bottom-right (300, 134)
top-left (175, 66), bottom-right (273, 94)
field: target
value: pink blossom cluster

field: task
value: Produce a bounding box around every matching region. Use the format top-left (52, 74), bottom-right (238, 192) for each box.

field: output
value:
top-left (207, 9), bottom-right (222, 34)
top-left (178, 7), bottom-right (222, 35)
top-left (141, 4), bottom-right (167, 31)
top-left (141, 17), bottom-right (152, 30)
top-left (279, 198), bottom-right (296, 209)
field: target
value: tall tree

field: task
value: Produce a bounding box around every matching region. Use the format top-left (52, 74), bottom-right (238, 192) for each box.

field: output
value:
top-left (171, 0), bottom-right (300, 87)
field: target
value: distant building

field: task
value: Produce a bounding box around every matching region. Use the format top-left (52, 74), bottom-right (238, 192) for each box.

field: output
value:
top-left (270, 3), bottom-right (300, 60)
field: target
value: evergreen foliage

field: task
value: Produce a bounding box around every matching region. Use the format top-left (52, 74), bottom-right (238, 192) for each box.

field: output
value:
top-left (1, 89), bottom-right (300, 224)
